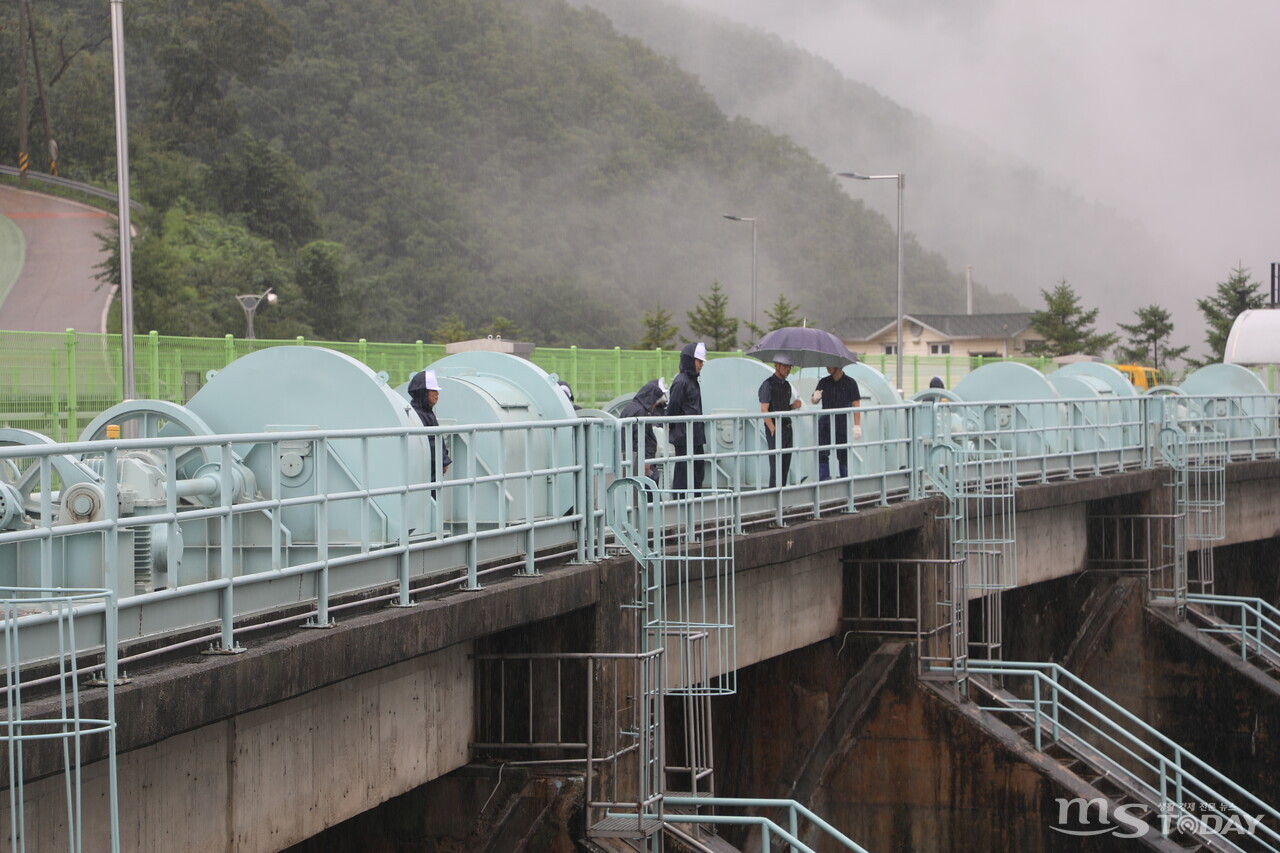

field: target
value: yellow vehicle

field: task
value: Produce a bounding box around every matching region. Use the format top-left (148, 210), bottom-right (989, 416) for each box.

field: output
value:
top-left (1112, 364), bottom-right (1162, 391)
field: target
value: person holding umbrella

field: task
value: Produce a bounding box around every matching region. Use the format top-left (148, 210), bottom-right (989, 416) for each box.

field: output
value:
top-left (812, 365), bottom-right (861, 480)
top-left (746, 325), bottom-right (861, 485)
top-left (759, 354), bottom-right (802, 489)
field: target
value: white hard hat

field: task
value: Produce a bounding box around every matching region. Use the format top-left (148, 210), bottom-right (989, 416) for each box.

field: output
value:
top-left (773, 353), bottom-right (793, 366)
top-left (421, 370), bottom-right (441, 391)
top-left (694, 342), bottom-right (707, 361)
top-left (658, 377), bottom-right (668, 394)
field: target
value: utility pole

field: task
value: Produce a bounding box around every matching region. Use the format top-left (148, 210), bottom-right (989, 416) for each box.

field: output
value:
top-left (27, 10), bottom-right (57, 175)
top-left (17, 0), bottom-right (30, 185)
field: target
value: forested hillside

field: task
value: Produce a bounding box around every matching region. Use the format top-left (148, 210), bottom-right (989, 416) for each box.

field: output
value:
top-left (1, 0), bottom-right (1016, 345)
top-left (576, 0), bottom-right (1180, 326)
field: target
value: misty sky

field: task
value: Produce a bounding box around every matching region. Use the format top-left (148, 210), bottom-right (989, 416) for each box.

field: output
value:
top-left (674, 0), bottom-right (1280, 346)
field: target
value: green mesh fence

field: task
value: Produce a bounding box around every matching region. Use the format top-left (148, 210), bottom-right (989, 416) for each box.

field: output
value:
top-left (0, 329), bottom-right (1173, 440)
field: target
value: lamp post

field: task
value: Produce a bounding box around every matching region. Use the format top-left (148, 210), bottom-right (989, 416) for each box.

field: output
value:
top-left (109, 0), bottom-right (136, 399)
top-left (723, 215), bottom-right (758, 329)
top-left (236, 288), bottom-right (277, 339)
top-left (838, 171), bottom-right (904, 392)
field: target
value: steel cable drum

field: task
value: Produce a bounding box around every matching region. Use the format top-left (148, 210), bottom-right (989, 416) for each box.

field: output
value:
top-left (842, 363), bottom-right (906, 473)
top-left (1180, 363), bottom-right (1276, 443)
top-left (397, 351), bottom-right (577, 528)
top-left (698, 357), bottom-right (775, 488)
top-left (186, 346), bottom-right (428, 546)
top-left (1048, 363), bottom-right (1137, 462)
top-left (952, 362), bottom-right (1065, 465)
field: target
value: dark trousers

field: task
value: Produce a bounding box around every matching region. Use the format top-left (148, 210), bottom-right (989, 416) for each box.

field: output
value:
top-left (818, 414), bottom-right (848, 480)
top-left (766, 427), bottom-right (792, 489)
top-left (672, 441), bottom-right (706, 492)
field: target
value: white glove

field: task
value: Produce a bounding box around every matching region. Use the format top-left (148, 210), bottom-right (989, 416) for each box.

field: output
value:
top-left (853, 424), bottom-right (863, 440)
top-left (810, 389), bottom-right (823, 405)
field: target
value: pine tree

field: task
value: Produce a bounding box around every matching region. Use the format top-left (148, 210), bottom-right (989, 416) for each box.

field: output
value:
top-left (765, 293), bottom-right (803, 331)
top-left (1188, 265), bottom-right (1265, 367)
top-left (638, 306), bottom-right (679, 350)
top-left (430, 314), bottom-right (471, 344)
top-left (1114, 304), bottom-right (1187, 374)
top-left (686, 282), bottom-right (739, 351)
top-left (1029, 279), bottom-right (1117, 356)
top-left (488, 316), bottom-right (520, 340)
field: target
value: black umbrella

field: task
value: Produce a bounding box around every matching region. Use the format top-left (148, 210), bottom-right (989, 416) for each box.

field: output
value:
top-left (746, 326), bottom-right (860, 369)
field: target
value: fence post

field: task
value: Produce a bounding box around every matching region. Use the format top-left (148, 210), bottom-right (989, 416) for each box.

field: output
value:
top-left (570, 346), bottom-right (578, 396)
top-left (614, 346), bottom-right (623, 402)
top-left (416, 339), bottom-right (425, 368)
top-left (65, 328), bottom-right (78, 438)
top-left (148, 331), bottom-right (161, 398)
top-left (944, 354), bottom-right (952, 388)
top-left (49, 347), bottom-right (61, 439)
top-left (913, 354), bottom-right (920, 394)
top-left (224, 333), bottom-right (235, 366)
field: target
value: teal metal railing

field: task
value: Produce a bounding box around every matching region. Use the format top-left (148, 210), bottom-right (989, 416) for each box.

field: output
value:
top-left (1, 586), bottom-right (121, 853)
top-left (1187, 594), bottom-right (1280, 667)
top-left (1, 392), bottom-right (1278, 668)
top-left (659, 796), bottom-right (871, 852)
top-left (968, 659), bottom-right (1280, 849)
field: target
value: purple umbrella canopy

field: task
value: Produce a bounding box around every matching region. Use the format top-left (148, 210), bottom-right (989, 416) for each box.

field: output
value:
top-left (746, 326), bottom-right (859, 369)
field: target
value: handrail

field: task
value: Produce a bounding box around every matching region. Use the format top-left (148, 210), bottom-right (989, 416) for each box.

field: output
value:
top-left (0, 391), bottom-right (1278, 669)
top-left (663, 795), bottom-right (871, 852)
top-left (968, 660), bottom-right (1280, 849)
top-left (1187, 593), bottom-right (1280, 666)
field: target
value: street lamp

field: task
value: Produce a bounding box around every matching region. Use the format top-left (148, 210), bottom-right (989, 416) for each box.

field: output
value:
top-left (723, 215), bottom-right (758, 329)
top-left (838, 171), bottom-right (905, 392)
top-left (109, 0), bottom-right (136, 399)
top-left (236, 288), bottom-right (277, 339)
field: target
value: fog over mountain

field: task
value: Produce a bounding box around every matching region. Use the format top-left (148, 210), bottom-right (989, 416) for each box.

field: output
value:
top-left (581, 0), bottom-right (1280, 357)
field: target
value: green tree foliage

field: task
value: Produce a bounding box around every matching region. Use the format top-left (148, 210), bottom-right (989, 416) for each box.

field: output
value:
top-left (1114, 304), bottom-right (1188, 373)
top-left (430, 314), bottom-right (471, 344)
top-left (205, 134), bottom-right (321, 248)
top-left (1189, 265), bottom-right (1266, 367)
top-left (295, 241), bottom-right (351, 340)
top-left (765, 293), bottom-right (803, 330)
top-left (638, 306), bottom-right (678, 350)
top-left (5, 0), bottom-right (1025, 345)
top-left (141, 0), bottom-right (293, 150)
top-left (686, 282), bottom-right (738, 351)
top-left (95, 203), bottom-right (311, 338)
top-left (488, 316), bottom-right (521, 339)
top-left (1029, 280), bottom-right (1117, 356)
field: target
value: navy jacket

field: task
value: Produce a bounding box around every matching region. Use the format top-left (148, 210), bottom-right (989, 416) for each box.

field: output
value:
top-left (619, 379), bottom-right (667, 460)
top-left (408, 371), bottom-right (452, 475)
top-left (667, 343), bottom-right (705, 450)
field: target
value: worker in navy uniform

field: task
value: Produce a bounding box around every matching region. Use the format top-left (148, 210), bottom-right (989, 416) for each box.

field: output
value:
top-left (408, 369), bottom-right (451, 486)
top-left (558, 381), bottom-right (582, 411)
top-left (759, 355), bottom-right (802, 489)
top-left (811, 364), bottom-right (861, 480)
top-left (619, 377), bottom-right (668, 480)
top-left (668, 342), bottom-right (707, 491)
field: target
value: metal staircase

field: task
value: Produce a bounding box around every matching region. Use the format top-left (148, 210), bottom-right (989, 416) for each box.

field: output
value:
top-left (968, 659), bottom-right (1280, 852)
top-left (1185, 594), bottom-right (1280, 678)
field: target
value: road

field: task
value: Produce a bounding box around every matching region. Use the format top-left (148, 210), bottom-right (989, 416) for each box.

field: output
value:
top-left (0, 184), bottom-right (115, 333)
